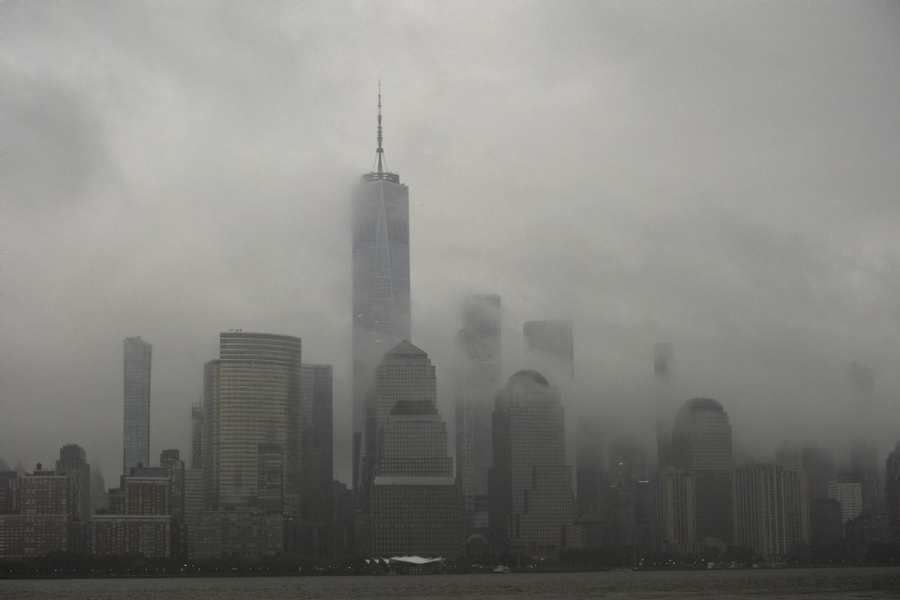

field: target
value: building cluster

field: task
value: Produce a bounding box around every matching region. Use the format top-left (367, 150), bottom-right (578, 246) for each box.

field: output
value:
top-left (2, 96), bottom-right (899, 565)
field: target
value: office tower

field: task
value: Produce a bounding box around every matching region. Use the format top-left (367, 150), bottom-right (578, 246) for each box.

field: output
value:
top-left (190, 402), bottom-right (203, 469)
top-left (650, 467), bottom-right (696, 552)
top-left (372, 399), bottom-right (458, 558)
top-left (827, 480), bottom-right (863, 525)
top-left (886, 441), bottom-right (900, 539)
top-left (352, 87), bottom-right (411, 497)
top-left (605, 438), bottom-right (651, 548)
top-left (332, 481), bottom-right (355, 560)
top-left (202, 331), bottom-right (301, 511)
top-left (490, 370), bottom-right (572, 551)
top-left (56, 443), bottom-right (91, 521)
top-left (655, 343), bottom-right (674, 469)
top-left (375, 341), bottom-right (436, 454)
top-left (297, 364), bottom-right (333, 556)
top-left (123, 336), bottom-right (152, 475)
top-left (733, 460), bottom-right (807, 560)
top-left (523, 320), bottom-right (574, 379)
top-left (455, 294), bottom-right (501, 540)
top-left (356, 340), bottom-right (436, 552)
top-left (671, 398), bottom-right (734, 543)
top-left (848, 362), bottom-right (879, 515)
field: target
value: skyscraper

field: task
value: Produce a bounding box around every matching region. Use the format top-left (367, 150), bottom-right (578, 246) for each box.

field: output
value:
top-left (123, 336), bottom-right (151, 475)
top-left (455, 294), bottom-right (501, 538)
top-left (848, 362), bottom-right (879, 515)
top-left (650, 467), bottom-right (696, 552)
top-left (355, 340), bottom-right (434, 553)
top-left (372, 399), bottom-right (458, 558)
top-left (671, 398), bottom-right (734, 543)
top-left (352, 88), bottom-right (411, 497)
top-left (202, 331), bottom-right (301, 511)
top-left (655, 343), bottom-right (674, 469)
top-left (490, 370), bottom-right (572, 552)
top-left (297, 364), bottom-right (333, 557)
top-left (56, 444), bottom-right (91, 522)
top-left (733, 459), bottom-right (807, 560)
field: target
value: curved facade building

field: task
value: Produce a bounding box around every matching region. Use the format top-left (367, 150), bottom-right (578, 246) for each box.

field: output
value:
top-left (203, 331), bottom-right (301, 511)
top-left (490, 370), bottom-right (572, 551)
top-left (672, 398), bottom-right (734, 543)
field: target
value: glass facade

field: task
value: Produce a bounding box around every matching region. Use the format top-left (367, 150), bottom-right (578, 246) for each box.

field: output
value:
top-left (202, 332), bottom-right (301, 511)
top-left (490, 370), bottom-right (571, 551)
top-left (352, 170), bottom-right (411, 493)
top-left (671, 398), bottom-right (734, 543)
top-left (123, 336), bottom-right (152, 475)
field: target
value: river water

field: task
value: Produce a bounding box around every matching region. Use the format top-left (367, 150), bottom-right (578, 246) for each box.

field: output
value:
top-left (2, 568), bottom-right (899, 599)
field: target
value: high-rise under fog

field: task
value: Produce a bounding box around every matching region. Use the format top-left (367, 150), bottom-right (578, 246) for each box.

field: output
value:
top-left (123, 336), bottom-right (152, 475)
top-left (352, 88), bottom-right (410, 494)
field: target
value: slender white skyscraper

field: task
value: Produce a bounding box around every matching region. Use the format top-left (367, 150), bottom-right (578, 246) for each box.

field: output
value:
top-left (123, 336), bottom-right (151, 475)
top-left (655, 343), bottom-right (674, 469)
top-left (352, 86), bottom-right (411, 495)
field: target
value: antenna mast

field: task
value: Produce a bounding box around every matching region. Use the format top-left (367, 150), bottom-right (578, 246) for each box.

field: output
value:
top-left (376, 81), bottom-right (387, 175)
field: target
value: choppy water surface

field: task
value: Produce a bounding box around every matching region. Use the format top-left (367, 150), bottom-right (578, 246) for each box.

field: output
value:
top-left (2, 568), bottom-right (899, 599)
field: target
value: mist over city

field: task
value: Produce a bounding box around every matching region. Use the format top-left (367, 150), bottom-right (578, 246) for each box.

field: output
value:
top-left (1, 0), bottom-right (900, 582)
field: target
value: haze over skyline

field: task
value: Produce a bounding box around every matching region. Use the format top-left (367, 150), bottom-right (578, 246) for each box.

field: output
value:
top-left (2, 2), bottom-right (899, 481)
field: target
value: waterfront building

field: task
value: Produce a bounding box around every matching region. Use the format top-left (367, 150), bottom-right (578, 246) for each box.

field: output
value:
top-left (123, 336), bottom-right (152, 475)
top-left (650, 467), bottom-right (696, 552)
top-left (733, 460), bottom-right (807, 560)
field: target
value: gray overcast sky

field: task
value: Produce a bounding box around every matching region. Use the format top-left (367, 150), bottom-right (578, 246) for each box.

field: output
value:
top-left (2, 2), bottom-right (899, 481)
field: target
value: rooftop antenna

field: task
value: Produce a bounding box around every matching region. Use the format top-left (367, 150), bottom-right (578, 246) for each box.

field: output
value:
top-left (375, 80), bottom-right (388, 175)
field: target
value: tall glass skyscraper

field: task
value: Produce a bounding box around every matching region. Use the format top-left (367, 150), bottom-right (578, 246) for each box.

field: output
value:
top-left (123, 336), bottom-right (152, 475)
top-left (202, 331), bottom-right (301, 511)
top-left (352, 89), bottom-right (410, 494)
top-left (671, 398), bottom-right (734, 543)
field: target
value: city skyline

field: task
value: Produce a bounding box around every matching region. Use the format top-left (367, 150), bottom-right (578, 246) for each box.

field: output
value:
top-left (3, 2), bottom-right (900, 484)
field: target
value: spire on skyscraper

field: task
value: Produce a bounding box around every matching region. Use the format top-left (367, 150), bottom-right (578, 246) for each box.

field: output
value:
top-left (374, 81), bottom-right (387, 175)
